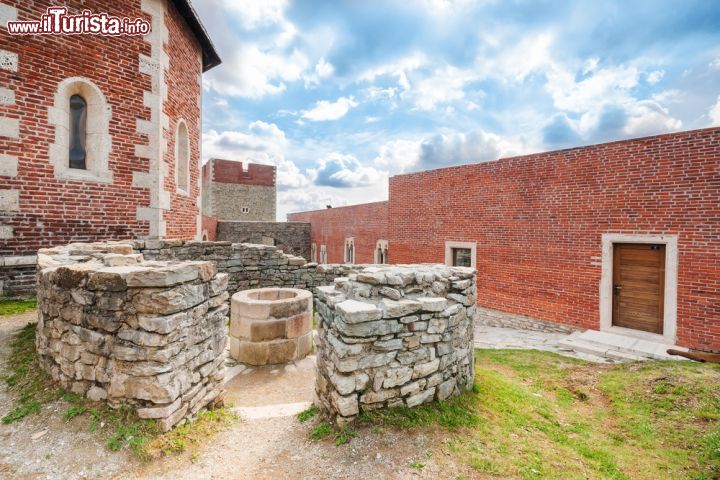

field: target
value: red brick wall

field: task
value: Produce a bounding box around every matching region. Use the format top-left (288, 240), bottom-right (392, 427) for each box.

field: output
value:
top-left (389, 128), bottom-right (720, 352)
top-left (0, 0), bottom-right (203, 255)
top-left (202, 159), bottom-right (276, 187)
top-left (288, 202), bottom-right (389, 264)
top-left (163, 2), bottom-right (202, 239)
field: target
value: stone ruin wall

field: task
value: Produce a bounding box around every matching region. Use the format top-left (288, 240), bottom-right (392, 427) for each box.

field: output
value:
top-left (138, 239), bottom-right (353, 293)
top-left (35, 242), bottom-right (229, 431)
top-left (314, 264), bottom-right (477, 423)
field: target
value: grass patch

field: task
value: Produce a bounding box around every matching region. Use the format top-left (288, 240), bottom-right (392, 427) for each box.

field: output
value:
top-left (1, 323), bottom-right (62, 424)
top-left (144, 407), bottom-right (238, 458)
top-left (448, 349), bottom-right (720, 479)
top-left (334, 425), bottom-right (357, 445)
top-left (1, 322), bottom-right (237, 460)
top-left (360, 388), bottom-right (480, 432)
top-left (309, 422), bottom-right (333, 441)
top-left (297, 404), bottom-right (319, 423)
top-left (0, 297), bottom-right (37, 316)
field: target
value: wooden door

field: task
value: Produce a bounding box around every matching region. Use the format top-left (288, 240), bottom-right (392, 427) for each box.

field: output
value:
top-left (612, 243), bottom-right (665, 334)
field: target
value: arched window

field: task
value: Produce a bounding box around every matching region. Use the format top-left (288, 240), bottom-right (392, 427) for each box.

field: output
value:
top-left (320, 245), bottom-right (327, 264)
top-left (375, 240), bottom-right (388, 264)
top-left (344, 238), bottom-right (355, 264)
top-left (49, 77), bottom-right (112, 183)
top-left (68, 94), bottom-right (87, 169)
top-left (175, 120), bottom-right (190, 194)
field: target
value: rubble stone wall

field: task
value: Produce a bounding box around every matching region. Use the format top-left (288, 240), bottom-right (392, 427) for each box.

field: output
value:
top-left (314, 264), bottom-right (477, 423)
top-left (138, 239), bottom-right (352, 295)
top-left (35, 242), bottom-right (229, 431)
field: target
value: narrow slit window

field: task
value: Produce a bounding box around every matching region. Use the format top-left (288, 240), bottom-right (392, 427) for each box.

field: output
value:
top-left (69, 94), bottom-right (87, 169)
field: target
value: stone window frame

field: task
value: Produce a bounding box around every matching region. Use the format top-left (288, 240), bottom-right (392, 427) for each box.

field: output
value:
top-left (344, 237), bottom-right (355, 264)
top-left (445, 241), bottom-right (476, 269)
top-left (375, 239), bottom-right (388, 264)
top-left (319, 245), bottom-right (327, 264)
top-left (48, 77), bottom-right (113, 183)
top-left (599, 233), bottom-right (679, 345)
top-left (175, 119), bottom-right (190, 196)
top-left (311, 243), bottom-right (317, 263)
top-left (241, 206), bottom-right (250, 214)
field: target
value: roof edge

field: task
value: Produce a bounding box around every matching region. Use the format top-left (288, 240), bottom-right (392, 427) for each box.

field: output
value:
top-left (170, 0), bottom-right (221, 72)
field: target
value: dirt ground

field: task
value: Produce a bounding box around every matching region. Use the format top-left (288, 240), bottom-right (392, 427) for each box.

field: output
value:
top-left (0, 312), bottom-right (471, 480)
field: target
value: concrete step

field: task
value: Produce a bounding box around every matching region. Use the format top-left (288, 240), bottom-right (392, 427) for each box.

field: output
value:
top-left (559, 330), bottom-right (687, 362)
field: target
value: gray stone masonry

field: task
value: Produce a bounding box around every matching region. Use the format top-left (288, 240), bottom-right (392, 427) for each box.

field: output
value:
top-left (138, 239), bottom-right (352, 295)
top-left (475, 306), bottom-right (580, 334)
top-left (314, 264), bottom-right (477, 424)
top-left (216, 221), bottom-right (311, 260)
top-left (35, 242), bottom-right (229, 431)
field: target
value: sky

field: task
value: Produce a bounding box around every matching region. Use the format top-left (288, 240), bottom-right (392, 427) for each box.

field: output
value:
top-left (193, 0), bottom-right (720, 220)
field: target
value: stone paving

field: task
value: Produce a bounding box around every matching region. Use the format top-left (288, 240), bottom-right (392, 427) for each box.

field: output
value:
top-left (474, 324), bottom-right (610, 362)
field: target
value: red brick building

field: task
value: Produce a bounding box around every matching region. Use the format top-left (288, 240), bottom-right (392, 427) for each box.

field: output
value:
top-left (289, 128), bottom-right (720, 352)
top-left (0, 0), bottom-right (219, 294)
top-left (289, 201), bottom-right (388, 265)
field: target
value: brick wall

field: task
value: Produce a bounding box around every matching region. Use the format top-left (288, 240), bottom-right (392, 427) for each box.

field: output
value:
top-left (216, 221), bottom-right (311, 259)
top-left (201, 159), bottom-right (277, 221)
top-left (0, 0), bottom-right (205, 260)
top-left (288, 202), bottom-right (389, 264)
top-left (288, 128), bottom-right (719, 351)
top-left (389, 128), bottom-right (720, 352)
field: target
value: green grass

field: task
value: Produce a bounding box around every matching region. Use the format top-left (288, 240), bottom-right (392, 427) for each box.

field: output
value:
top-left (297, 405), bottom-right (319, 423)
top-left (443, 349), bottom-right (720, 480)
top-left (1, 323), bottom-right (62, 424)
top-left (351, 349), bottom-right (719, 479)
top-left (0, 297), bottom-right (37, 316)
top-left (2, 322), bottom-right (237, 459)
top-left (309, 422), bottom-right (334, 441)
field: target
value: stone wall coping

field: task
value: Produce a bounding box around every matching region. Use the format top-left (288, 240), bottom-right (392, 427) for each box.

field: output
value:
top-left (0, 255), bottom-right (38, 267)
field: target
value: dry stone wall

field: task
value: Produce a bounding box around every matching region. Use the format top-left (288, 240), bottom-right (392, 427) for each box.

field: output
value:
top-left (138, 239), bottom-right (352, 294)
top-left (35, 242), bottom-right (229, 431)
top-left (314, 264), bottom-right (476, 423)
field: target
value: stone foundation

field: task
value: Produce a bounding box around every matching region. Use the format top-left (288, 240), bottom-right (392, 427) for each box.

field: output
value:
top-left (475, 307), bottom-right (581, 334)
top-left (35, 241), bottom-right (229, 431)
top-left (314, 264), bottom-right (476, 423)
top-left (229, 287), bottom-right (313, 365)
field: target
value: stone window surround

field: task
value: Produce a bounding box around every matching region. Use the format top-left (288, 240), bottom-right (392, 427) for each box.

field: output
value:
top-left (599, 233), bottom-right (679, 345)
top-left (311, 243), bottom-right (317, 263)
top-left (375, 239), bottom-right (388, 264)
top-left (445, 241), bottom-right (476, 269)
top-left (175, 119), bottom-right (190, 196)
top-left (320, 245), bottom-right (327, 264)
top-left (344, 237), bottom-right (355, 264)
top-left (48, 77), bottom-right (113, 184)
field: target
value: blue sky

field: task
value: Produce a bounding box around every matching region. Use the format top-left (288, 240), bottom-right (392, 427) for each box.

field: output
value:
top-left (193, 0), bottom-right (720, 220)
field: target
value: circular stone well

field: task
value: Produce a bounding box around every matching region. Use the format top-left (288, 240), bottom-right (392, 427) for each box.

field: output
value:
top-left (229, 287), bottom-right (313, 365)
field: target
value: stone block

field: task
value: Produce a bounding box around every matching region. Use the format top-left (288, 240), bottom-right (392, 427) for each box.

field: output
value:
top-left (250, 318), bottom-right (287, 342)
top-left (336, 299), bottom-right (383, 324)
top-left (285, 311), bottom-right (311, 338)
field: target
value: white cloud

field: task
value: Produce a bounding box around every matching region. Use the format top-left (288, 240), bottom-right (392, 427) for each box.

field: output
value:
top-left (202, 123), bottom-right (310, 192)
top-left (411, 65), bottom-right (477, 110)
top-left (621, 101), bottom-right (682, 136)
top-left (372, 130), bottom-right (522, 176)
top-left (304, 57), bottom-right (335, 87)
top-left (309, 154), bottom-right (387, 187)
top-left (204, 45), bottom-right (308, 98)
top-left (301, 96), bottom-right (359, 121)
top-left (646, 70), bottom-right (664, 85)
top-left (710, 58), bottom-right (720, 70)
top-left (709, 95), bottom-right (720, 126)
